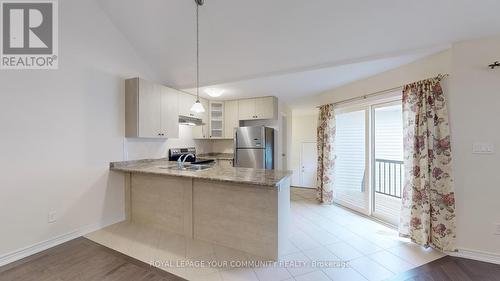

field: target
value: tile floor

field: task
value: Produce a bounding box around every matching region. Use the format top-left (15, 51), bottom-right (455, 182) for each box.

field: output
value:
top-left (86, 187), bottom-right (445, 281)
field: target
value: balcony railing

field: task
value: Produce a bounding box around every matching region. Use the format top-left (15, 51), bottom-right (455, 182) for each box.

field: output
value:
top-left (375, 159), bottom-right (404, 199)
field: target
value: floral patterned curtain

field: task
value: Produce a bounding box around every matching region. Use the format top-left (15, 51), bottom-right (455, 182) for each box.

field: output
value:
top-left (316, 104), bottom-right (336, 204)
top-left (400, 78), bottom-right (456, 251)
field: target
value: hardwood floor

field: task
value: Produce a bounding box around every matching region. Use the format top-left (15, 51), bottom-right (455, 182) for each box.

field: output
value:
top-left (2, 236), bottom-right (500, 281)
top-left (388, 255), bottom-right (500, 281)
top-left (0, 237), bottom-right (186, 281)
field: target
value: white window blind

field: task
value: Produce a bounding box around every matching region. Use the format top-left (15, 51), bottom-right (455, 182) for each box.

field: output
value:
top-left (374, 105), bottom-right (403, 161)
top-left (333, 109), bottom-right (368, 212)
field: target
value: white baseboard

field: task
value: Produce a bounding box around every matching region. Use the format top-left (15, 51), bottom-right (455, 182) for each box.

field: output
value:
top-left (447, 248), bottom-right (500, 265)
top-left (0, 216), bottom-right (124, 267)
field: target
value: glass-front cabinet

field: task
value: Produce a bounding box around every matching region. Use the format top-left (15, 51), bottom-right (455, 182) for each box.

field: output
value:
top-left (209, 101), bottom-right (224, 138)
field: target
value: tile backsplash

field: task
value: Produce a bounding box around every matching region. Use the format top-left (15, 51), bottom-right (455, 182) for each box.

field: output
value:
top-left (211, 139), bottom-right (234, 153)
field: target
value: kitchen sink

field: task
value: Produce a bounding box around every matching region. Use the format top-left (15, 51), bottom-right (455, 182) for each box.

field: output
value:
top-left (183, 164), bottom-right (213, 171)
top-left (158, 164), bottom-right (213, 171)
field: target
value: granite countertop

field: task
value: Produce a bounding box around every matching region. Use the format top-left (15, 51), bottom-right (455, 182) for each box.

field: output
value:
top-left (197, 153), bottom-right (234, 160)
top-left (110, 158), bottom-right (291, 188)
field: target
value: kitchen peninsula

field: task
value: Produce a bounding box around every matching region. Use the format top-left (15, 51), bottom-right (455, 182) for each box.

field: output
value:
top-left (110, 159), bottom-right (291, 259)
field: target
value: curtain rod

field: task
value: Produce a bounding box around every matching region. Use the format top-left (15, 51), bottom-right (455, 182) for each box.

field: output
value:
top-left (317, 73), bottom-right (449, 108)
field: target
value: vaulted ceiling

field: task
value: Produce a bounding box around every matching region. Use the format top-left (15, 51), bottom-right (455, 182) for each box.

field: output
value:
top-left (98, 0), bottom-right (500, 109)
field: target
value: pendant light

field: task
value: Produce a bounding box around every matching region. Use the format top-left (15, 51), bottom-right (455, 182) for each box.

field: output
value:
top-left (190, 0), bottom-right (206, 113)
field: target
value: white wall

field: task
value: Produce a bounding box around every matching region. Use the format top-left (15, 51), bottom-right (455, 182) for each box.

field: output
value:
top-left (314, 36), bottom-right (500, 260)
top-left (290, 112), bottom-right (318, 187)
top-left (319, 50), bottom-right (452, 104)
top-left (0, 0), bottom-right (160, 262)
top-left (448, 37), bottom-right (500, 258)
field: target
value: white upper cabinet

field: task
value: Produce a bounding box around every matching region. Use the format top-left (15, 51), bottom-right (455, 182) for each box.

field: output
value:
top-left (160, 86), bottom-right (179, 138)
top-left (209, 101), bottom-right (224, 138)
top-left (255, 97), bottom-right (277, 119)
top-left (237, 98), bottom-right (256, 120)
top-left (138, 80), bottom-right (162, 138)
top-left (125, 78), bottom-right (179, 138)
top-left (238, 96), bottom-right (277, 120)
top-left (126, 78), bottom-right (278, 139)
top-left (224, 100), bottom-right (239, 139)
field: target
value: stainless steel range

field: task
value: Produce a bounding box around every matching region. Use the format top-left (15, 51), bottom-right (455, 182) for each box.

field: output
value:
top-left (168, 147), bottom-right (197, 162)
top-left (168, 147), bottom-right (215, 170)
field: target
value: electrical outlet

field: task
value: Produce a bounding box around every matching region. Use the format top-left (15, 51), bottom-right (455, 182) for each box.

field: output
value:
top-left (48, 211), bottom-right (57, 223)
top-left (494, 224), bottom-right (500, 235)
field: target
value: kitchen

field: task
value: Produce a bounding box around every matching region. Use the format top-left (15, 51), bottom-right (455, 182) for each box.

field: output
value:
top-left (123, 78), bottom-right (291, 172)
top-left (3, 1), bottom-right (500, 281)
top-left (86, 77), bottom-right (294, 276)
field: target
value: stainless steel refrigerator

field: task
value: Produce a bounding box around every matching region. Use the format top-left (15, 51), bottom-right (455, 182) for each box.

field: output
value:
top-left (234, 126), bottom-right (274, 169)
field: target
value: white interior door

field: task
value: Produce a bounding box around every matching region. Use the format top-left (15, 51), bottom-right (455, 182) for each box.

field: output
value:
top-left (300, 142), bottom-right (317, 188)
top-left (333, 107), bottom-right (369, 215)
top-left (281, 115), bottom-right (288, 170)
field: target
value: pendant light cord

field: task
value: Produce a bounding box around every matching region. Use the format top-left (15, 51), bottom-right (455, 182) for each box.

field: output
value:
top-left (196, 2), bottom-right (200, 101)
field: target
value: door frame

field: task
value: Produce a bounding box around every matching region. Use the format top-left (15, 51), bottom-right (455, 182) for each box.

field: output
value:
top-left (299, 141), bottom-right (317, 189)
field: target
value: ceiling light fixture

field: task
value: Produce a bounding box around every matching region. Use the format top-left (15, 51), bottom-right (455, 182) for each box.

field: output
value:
top-left (205, 88), bottom-right (225, 98)
top-left (190, 0), bottom-right (206, 113)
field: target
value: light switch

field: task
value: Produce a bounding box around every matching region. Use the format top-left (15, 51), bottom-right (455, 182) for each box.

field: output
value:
top-left (472, 142), bottom-right (494, 154)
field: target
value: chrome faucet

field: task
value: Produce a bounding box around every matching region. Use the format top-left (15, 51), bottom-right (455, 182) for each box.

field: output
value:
top-left (177, 153), bottom-right (195, 168)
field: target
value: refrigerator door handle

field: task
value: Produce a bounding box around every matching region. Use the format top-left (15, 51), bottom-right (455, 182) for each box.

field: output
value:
top-left (234, 131), bottom-right (238, 166)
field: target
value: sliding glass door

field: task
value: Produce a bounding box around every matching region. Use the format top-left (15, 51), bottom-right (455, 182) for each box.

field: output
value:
top-left (333, 98), bottom-right (403, 224)
top-left (372, 101), bottom-right (403, 225)
top-left (333, 107), bottom-right (369, 215)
